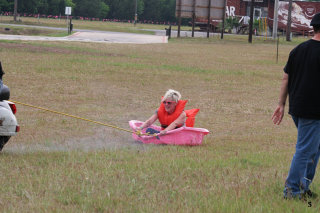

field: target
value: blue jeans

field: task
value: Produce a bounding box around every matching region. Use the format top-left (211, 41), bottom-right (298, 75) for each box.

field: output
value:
top-left (284, 116), bottom-right (320, 198)
top-left (145, 128), bottom-right (160, 139)
top-left (145, 128), bottom-right (160, 134)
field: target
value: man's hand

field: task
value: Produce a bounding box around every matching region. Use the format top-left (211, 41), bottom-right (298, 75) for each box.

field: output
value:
top-left (272, 73), bottom-right (288, 125)
top-left (272, 105), bottom-right (285, 125)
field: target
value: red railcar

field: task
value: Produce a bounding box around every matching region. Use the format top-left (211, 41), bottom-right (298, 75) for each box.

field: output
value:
top-left (195, 0), bottom-right (320, 34)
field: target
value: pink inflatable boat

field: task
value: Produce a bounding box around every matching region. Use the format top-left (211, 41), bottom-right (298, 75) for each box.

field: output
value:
top-left (129, 120), bottom-right (209, 145)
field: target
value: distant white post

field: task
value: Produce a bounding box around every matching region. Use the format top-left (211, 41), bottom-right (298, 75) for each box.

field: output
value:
top-left (272, 0), bottom-right (279, 39)
top-left (65, 7), bottom-right (72, 34)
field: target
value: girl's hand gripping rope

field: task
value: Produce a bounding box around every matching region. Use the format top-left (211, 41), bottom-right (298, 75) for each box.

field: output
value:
top-left (135, 130), bottom-right (143, 137)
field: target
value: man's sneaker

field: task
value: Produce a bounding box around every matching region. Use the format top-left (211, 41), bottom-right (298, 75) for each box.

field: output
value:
top-left (303, 190), bottom-right (318, 199)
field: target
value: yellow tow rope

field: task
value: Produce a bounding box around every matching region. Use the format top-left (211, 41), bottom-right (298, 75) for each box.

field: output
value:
top-left (9, 100), bottom-right (153, 137)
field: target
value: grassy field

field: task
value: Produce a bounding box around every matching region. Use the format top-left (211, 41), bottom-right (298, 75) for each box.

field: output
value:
top-left (0, 16), bottom-right (194, 35)
top-left (0, 26), bottom-right (318, 212)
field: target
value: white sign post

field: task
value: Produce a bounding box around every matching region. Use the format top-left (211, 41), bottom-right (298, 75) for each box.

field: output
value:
top-left (65, 7), bottom-right (71, 16)
top-left (65, 7), bottom-right (72, 34)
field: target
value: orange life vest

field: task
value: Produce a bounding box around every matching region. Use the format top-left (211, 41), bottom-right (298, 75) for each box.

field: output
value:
top-left (185, 108), bottom-right (200, 127)
top-left (158, 100), bottom-right (187, 129)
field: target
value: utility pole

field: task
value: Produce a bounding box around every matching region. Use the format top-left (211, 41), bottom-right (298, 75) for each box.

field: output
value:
top-left (207, 0), bottom-right (211, 38)
top-left (177, 0), bottom-right (182, 37)
top-left (286, 0), bottom-right (293, 41)
top-left (272, 0), bottom-right (279, 39)
top-left (134, 0), bottom-right (138, 26)
top-left (248, 0), bottom-right (254, 43)
top-left (221, 0), bottom-right (227, 39)
top-left (14, 0), bottom-right (18, 22)
top-left (192, 0), bottom-right (196, 37)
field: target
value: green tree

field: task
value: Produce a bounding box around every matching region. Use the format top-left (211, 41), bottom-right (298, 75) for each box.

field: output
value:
top-left (74, 0), bottom-right (108, 18)
top-left (140, 0), bottom-right (175, 22)
top-left (65, 0), bottom-right (75, 8)
top-left (99, 1), bottom-right (109, 18)
top-left (142, 0), bottom-right (162, 21)
top-left (113, 0), bottom-right (135, 19)
top-left (160, 0), bottom-right (175, 22)
top-left (104, 0), bottom-right (143, 20)
top-left (37, 0), bottom-right (49, 14)
top-left (137, 0), bottom-right (144, 20)
top-left (58, 0), bottom-right (65, 14)
top-left (0, 0), bottom-right (9, 11)
top-left (47, 0), bottom-right (61, 15)
top-left (6, 0), bottom-right (179, 22)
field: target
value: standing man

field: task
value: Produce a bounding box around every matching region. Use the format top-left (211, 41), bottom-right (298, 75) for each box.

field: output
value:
top-left (272, 13), bottom-right (320, 199)
top-left (0, 62), bottom-right (4, 91)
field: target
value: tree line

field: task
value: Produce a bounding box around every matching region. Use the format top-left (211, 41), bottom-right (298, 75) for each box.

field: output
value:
top-left (0, 0), bottom-right (178, 22)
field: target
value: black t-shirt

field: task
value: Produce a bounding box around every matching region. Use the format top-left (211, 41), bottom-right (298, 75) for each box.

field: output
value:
top-left (284, 39), bottom-right (320, 119)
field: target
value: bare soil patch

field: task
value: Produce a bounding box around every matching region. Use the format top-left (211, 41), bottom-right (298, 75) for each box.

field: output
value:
top-left (0, 26), bottom-right (58, 36)
top-left (5, 127), bottom-right (150, 153)
top-left (0, 42), bottom-right (126, 57)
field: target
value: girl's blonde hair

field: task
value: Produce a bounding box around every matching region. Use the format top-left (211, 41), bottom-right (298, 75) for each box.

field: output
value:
top-left (162, 89), bottom-right (181, 103)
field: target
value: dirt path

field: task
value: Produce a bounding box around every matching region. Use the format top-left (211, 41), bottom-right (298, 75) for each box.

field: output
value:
top-left (0, 30), bottom-right (168, 44)
top-left (5, 127), bottom-right (151, 153)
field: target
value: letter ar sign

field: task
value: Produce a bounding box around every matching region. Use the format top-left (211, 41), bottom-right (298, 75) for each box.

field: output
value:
top-left (226, 6), bottom-right (235, 17)
top-left (65, 7), bottom-right (72, 16)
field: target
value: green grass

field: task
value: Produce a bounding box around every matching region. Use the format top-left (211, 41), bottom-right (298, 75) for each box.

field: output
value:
top-left (0, 147), bottom-right (318, 212)
top-left (0, 26), bottom-right (318, 212)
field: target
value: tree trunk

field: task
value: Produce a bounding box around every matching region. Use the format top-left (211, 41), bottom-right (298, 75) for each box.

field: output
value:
top-left (14, 0), bottom-right (18, 22)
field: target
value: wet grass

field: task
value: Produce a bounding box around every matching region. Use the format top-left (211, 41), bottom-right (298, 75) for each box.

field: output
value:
top-left (0, 34), bottom-right (319, 212)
